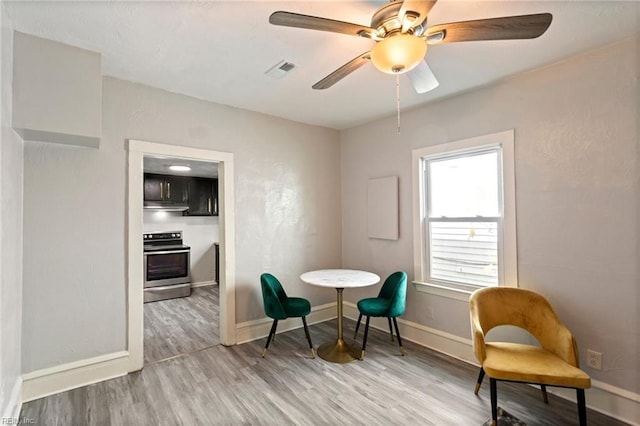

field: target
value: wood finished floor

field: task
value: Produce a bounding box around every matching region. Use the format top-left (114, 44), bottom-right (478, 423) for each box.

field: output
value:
top-left (22, 319), bottom-right (628, 426)
top-left (144, 286), bottom-right (220, 365)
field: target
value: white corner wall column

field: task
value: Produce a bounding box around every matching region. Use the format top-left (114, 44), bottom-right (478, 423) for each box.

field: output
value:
top-left (2, 12), bottom-right (25, 418)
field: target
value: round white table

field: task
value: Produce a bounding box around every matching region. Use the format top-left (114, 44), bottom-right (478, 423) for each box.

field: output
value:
top-left (300, 269), bottom-right (380, 363)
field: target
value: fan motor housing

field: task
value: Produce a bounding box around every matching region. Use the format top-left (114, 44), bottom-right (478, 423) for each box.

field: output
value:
top-left (371, 2), bottom-right (421, 37)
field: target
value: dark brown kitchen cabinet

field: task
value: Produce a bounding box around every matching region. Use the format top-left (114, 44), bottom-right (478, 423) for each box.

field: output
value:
top-left (185, 177), bottom-right (218, 216)
top-left (144, 173), bottom-right (187, 203)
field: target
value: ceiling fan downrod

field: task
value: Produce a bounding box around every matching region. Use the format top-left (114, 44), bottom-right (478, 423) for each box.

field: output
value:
top-left (396, 74), bottom-right (401, 135)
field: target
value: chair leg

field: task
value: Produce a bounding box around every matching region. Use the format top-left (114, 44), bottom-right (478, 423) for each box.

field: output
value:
top-left (360, 316), bottom-right (371, 360)
top-left (353, 313), bottom-right (363, 339)
top-left (262, 319), bottom-right (278, 358)
top-left (474, 368), bottom-right (485, 395)
top-left (541, 384), bottom-right (549, 404)
top-left (577, 388), bottom-right (587, 426)
top-left (490, 378), bottom-right (498, 426)
top-left (301, 316), bottom-right (315, 359)
top-left (392, 317), bottom-right (405, 355)
top-left (387, 317), bottom-right (394, 342)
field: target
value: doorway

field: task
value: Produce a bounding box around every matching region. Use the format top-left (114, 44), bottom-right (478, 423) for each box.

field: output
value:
top-left (142, 156), bottom-right (219, 364)
top-left (127, 140), bottom-right (236, 372)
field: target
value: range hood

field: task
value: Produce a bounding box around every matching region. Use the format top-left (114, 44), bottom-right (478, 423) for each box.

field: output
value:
top-left (144, 202), bottom-right (189, 212)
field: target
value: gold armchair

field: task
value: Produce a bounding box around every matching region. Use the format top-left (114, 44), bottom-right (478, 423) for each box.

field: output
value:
top-left (469, 287), bottom-right (591, 426)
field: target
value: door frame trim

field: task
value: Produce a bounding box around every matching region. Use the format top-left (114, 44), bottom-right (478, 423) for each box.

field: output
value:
top-left (127, 139), bottom-right (236, 371)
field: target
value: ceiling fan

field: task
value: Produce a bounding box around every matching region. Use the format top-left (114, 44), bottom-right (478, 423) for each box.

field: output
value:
top-left (269, 0), bottom-right (552, 93)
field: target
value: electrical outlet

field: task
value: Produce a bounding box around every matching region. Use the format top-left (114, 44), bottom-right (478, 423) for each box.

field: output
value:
top-left (587, 350), bottom-right (602, 371)
top-left (425, 307), bottom-right (434, 320)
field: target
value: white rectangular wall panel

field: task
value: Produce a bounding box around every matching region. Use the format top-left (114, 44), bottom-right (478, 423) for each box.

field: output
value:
top-left (367, 176), bottom-right (399, 240)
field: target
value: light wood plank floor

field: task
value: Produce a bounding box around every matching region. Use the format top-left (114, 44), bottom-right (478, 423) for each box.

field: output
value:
top-left (22, 319), bottom-right (628, 425)
top-left (144, 286), bottom-right (219, 365)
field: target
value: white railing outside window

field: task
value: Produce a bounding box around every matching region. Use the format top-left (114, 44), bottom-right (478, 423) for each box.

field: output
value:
top-left (429, 221), bottom-right (498, 287)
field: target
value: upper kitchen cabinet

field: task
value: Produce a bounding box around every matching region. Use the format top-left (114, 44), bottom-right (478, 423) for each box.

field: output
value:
top-left (144, 173), bottom-right (188, 205)
top-left (185, 178), bottom-right (218, 216)
top-left (12, 32), bottom-right (102, 148)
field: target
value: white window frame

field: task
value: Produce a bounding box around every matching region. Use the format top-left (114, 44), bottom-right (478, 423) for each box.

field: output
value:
top-left (412, 130), bottom-right (518, 301)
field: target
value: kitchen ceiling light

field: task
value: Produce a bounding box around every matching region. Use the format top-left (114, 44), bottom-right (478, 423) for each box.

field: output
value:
top-left (169, 165), bottom-right (191, 172)
top-left (370, 34), bottom-right (427, 74)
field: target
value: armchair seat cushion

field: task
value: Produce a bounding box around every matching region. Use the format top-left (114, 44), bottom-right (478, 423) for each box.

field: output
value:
top-left (483, 342), bottom-right (591, 389)
top-left (283, 297), bottom-right (311, 317)
top-left (357, 297), bottom-right (391, 317)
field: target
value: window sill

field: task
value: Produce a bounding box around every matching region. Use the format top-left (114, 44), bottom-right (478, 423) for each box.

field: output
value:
top-left (412, 281), bottom-right (474, 302)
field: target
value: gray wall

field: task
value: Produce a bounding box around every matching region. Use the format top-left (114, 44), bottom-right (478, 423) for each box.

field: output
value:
top-left (0, 7), bottom-right (24, 417)
top-left (22, 77), bottom-right (342, 373)
top-left (340, 37), bottom-right (639, 393)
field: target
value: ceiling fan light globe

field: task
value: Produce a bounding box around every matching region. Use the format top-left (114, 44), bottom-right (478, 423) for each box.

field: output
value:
top-left (370, 34), bottom-right (427, 74)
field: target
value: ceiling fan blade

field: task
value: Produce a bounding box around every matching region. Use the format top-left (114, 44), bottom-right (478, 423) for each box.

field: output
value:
top-left (399, 0), bottom-right (438, 32)
top-left (269, 11), bottom-right (377, 39)
top-left (426, 13), bottom-right (552, 44)
top-left (312, 52), bottom-right (371, 90)
top-left (407, 60), bottom-right (439, 94)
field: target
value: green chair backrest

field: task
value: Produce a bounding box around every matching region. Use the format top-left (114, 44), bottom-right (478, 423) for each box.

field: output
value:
top-left (261, 273), bottom-right (288, 320)
top-left (378, 271), bottom-right (407, 318)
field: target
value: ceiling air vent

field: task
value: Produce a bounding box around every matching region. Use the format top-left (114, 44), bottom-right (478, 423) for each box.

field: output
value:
top-left (265, 60), bottom-right (296, 79)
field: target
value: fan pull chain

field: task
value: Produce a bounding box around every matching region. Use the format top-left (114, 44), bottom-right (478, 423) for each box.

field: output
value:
top-left (396, 74), bottom-right (401, 134)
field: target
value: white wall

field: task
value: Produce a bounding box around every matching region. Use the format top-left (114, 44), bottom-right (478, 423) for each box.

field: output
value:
top-left (143, 211), bottom-right (219, 285)
top-left (340, 37), bottom-right (639, 394)
top-left (0, 7), bottom-right (24, 419)
top-left (22, 76), bottom-right (341, 373)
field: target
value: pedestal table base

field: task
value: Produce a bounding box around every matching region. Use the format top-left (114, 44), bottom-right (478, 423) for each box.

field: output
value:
top-left (317, 339), bottom-right (361, 363)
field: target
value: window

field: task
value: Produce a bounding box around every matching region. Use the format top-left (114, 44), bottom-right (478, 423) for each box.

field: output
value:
top-left (412, 130), bottom-right (517, 299)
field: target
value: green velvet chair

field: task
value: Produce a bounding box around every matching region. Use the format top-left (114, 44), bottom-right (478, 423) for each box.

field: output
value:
top-left (353, 271), bottom-right (407, 359)
top-left (260, 273), bottom-right (315, 358)
top-left (470, 287), bottom-right (591, 426)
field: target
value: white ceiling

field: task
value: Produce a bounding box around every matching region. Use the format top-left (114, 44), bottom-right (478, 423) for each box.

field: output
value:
top-left (4, 1), bottom-right (640, 130)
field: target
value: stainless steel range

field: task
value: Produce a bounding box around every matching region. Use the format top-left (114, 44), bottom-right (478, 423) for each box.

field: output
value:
top-left (143, 230), bottom-right (191, 303)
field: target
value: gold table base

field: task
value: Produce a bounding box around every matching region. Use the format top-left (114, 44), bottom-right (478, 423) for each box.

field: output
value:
top-left (316, 287), bottom-right (362, 363)
top-left (317, 338), bottom-right (361, 363)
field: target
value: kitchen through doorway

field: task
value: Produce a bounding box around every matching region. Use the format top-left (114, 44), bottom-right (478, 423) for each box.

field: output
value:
top-left (127, 140), bottom-right (236, 372)
top-left (142, 155), bottom-right (221, 365)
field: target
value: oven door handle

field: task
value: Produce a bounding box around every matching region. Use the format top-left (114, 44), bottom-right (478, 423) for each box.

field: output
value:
top-left (145, 249), bottom-right (190, 255)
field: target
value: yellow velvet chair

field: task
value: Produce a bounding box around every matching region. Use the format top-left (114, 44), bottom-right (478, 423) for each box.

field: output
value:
top-left (469, 287), bottom-right (591, 426)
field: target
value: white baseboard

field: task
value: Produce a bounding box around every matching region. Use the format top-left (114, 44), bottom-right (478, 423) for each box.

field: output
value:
top-left (22, 351), bottom-right (130, 403)
top-left (546, 380), bottom-right (640, 426)
top-left (191, 280), bottom-right (216, 288)
top-left (1, 377), bottom-right (23, 422)
top-left (343, 302), bottom-right (640, 426)
top-left (235, 302), bottom-right (336, 345)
